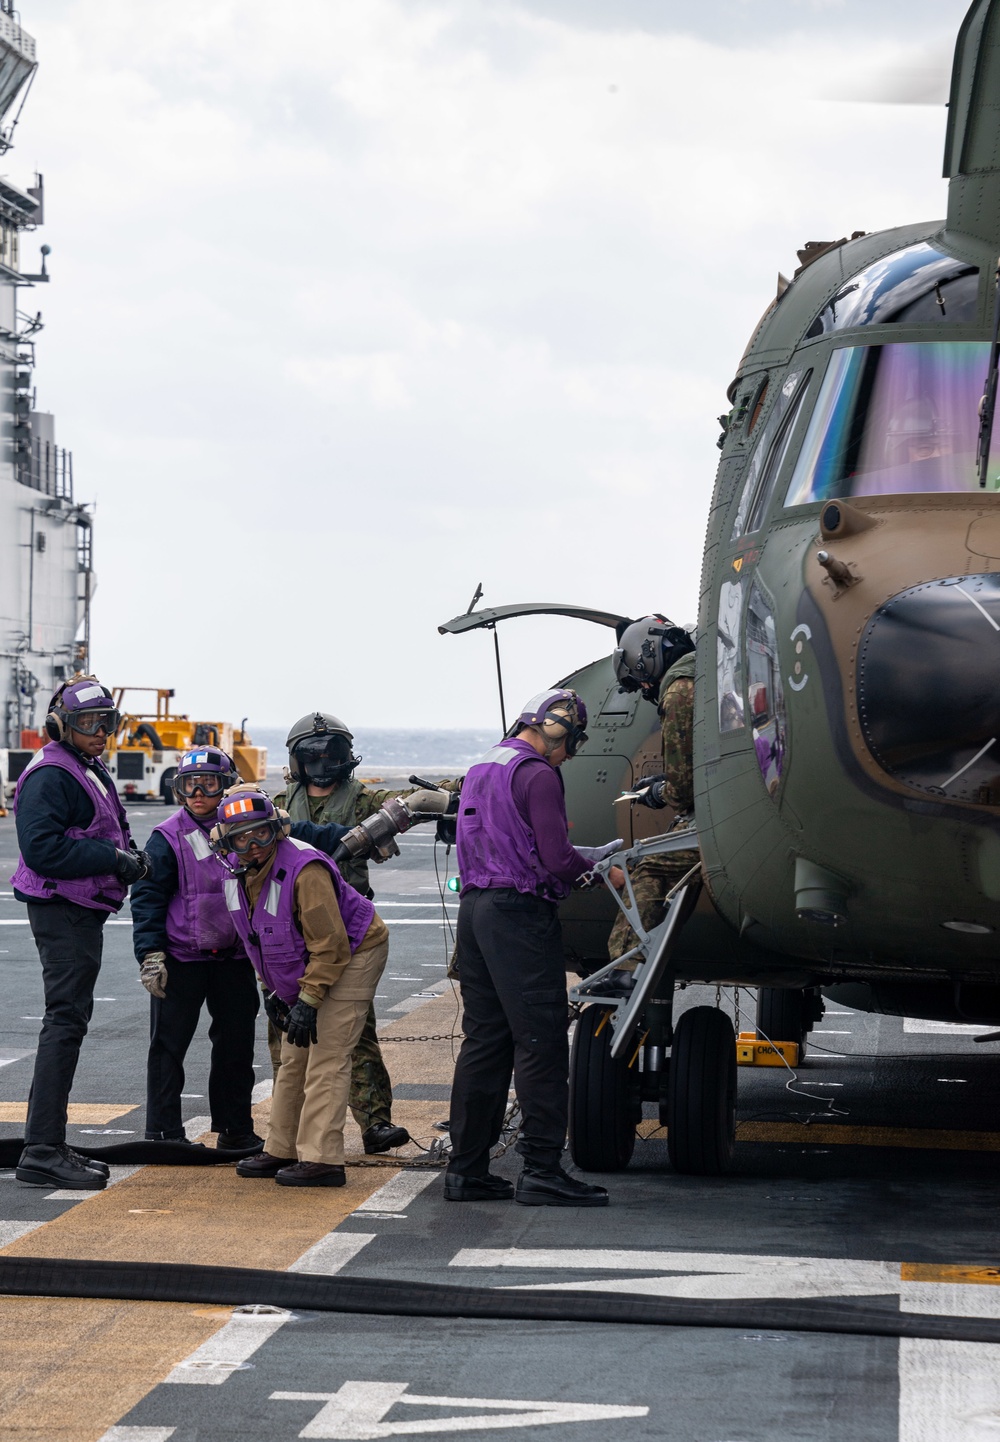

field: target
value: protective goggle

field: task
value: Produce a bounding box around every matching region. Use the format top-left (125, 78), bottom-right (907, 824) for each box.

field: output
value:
top-left (68, 708), bottom-right (120, 737)
top-left (296, 735), bottom-right (352, 763)
top-left (227, 820), bottom-right (279, 853)
top-left (175, 773), bottom-right (228, 798)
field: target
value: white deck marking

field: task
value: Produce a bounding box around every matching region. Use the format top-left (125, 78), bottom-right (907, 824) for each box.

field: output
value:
top-left (0, 1218), bottom-right (44, 1245)
top-left (163, 1307), bottom-right (293, 1386)
top-left (97, 1428), bottom-right (177, 1441)
top-left (290, 1232), bottom-right (376, 1275)
top-left (355, 1170), bottom-right (439, 1213)
top-left (44, 1164), bottom-right (140, 1201)
top-left (183, 1115), bottom-right (213, 1140)
top-left (899, 1281), bottom-right (1000, 1440)
top-left (251, 1078), bottom-right (273, 1104)
top-left (451, 1247), bottom-right (899, 1301)
top-left (270, 1382), bottom-right (648, 1437)
top-left (903, 1019), bottom-right (993, 1036)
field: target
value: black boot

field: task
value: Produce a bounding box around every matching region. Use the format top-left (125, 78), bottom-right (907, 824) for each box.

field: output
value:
top-left (444, 1172), bottom-right (514, 1202)
top-left (515, 1165), bottom-right (609, 1207)
top-left (582, 968), bottom-right (636, 999)
top-left (362, 1122), bottom-right (411, 1154)
top-left (65, 1146), bottom-right (110, 1178)
top-left (216, 1131), bottom-right (264, 1155)
top-left (16, 1144), bottom-right (108, 1190)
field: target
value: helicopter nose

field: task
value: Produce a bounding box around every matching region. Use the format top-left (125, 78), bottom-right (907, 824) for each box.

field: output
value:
top-left (857, 574), bottom-right (1000, 803)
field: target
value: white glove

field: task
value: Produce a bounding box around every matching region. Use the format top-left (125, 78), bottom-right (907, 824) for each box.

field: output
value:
top-left (404, 788), bottom-right (451, 815)
top-left (576, 839), bottom-right (624, 867)
top-left (140, 952), bottom-right (168, 999)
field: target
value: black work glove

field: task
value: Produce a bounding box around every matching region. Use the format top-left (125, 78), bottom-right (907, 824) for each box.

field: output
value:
top-left (114, 847), bottom-right (152, 883)
top-left (634, 774), bottom-right (667, 809)
top-left (262, 989), bottom-right (290, 1032)
top-left (285, 999), bottom-right (318, 1048)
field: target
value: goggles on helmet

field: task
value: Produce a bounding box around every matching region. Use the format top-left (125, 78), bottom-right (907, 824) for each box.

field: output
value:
top-left (175, 772), bottom-right (228, 799)
top-left (294, 733), bottom-right (357, 786)
top-left (69, 708), bottom-right (120, 738)
top-left (228, 820), bottom-right (281, 853)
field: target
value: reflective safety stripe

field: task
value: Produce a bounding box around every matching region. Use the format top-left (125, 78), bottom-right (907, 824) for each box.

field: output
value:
top-left (264, 879), bottom-right (282, 916)
top-left (85, 769), bottom-right (108, 799)
top-left (477, 746), bottom-right (518, 767)
top-left (287, 837), bottom-right (313, 851)
top-left (224, 878), bottom-right (241, 912)
top-left (183, 828), bottom-right (213, 862)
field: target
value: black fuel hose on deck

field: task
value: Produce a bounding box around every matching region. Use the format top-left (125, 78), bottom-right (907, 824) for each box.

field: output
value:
top-left (0, 1139), bottom-right (252, 1168)
top-left (0, 1256), bottom-right (998, 1344)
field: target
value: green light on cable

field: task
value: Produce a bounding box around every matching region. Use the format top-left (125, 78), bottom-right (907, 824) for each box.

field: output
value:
top-left (447, 875), bottom-right (460, 892)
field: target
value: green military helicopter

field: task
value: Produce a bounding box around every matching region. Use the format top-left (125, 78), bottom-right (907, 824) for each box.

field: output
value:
top-left (441, 0), bottom-right (1000, 1178)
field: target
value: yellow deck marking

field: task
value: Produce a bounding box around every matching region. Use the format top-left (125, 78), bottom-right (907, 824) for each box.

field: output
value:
top-left (0, 1102), bottom-right (137, 1123)
top-left (901, 1263), bottom-right (1000, 1285)
top-left (735, 1121), bottom-right (1000, 1151)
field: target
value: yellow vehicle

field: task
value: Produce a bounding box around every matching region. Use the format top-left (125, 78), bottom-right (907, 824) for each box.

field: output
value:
top-left (103, 687), bottom-right (267, 804)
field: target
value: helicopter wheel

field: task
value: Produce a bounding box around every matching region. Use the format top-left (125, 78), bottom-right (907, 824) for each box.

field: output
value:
top-left (666, 1005), bottom-right (737, 1176)
top-left (568, 1005), bottom-right (640, 1172)
top-left (756, 986), bottom-right (822, 1059)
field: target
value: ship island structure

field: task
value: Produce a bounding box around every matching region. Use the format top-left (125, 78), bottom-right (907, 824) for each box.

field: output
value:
top-left (0, 4), bottom-right (92, 784)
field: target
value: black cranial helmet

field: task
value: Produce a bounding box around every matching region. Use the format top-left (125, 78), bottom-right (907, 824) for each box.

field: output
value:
top-left (285, 711), bottom-right (361, 787)
top-left (613, 615), bottom-right (695, 697)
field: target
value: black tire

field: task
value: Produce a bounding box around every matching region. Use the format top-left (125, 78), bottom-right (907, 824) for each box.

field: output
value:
top-left (756, 987), bottom-right (820, 1058)
top-left (569, 1005), bottom-right (640, 1172)
top-left (160, 768), bottom-right (178, 805)
top-left (666, 1006), bottom-right (737, 1176)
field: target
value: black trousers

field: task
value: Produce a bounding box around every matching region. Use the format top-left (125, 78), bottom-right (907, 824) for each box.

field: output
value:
top-left (448, 887), bottom-right (569, 1176)
top-left (145, 956), bottom-right (260, 1139)
top-left (24, 900), bottom-right (106, 1146)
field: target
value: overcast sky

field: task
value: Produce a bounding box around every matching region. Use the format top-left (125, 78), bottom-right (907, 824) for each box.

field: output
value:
top-left (9, 0), bottom-right (973, 732)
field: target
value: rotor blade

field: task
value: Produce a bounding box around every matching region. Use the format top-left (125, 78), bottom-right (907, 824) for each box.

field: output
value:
top-left (825, 44), bottom-right (951, 105)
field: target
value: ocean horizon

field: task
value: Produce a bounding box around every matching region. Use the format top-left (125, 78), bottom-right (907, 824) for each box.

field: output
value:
top-left (253, 726), bottom-right (498, 774)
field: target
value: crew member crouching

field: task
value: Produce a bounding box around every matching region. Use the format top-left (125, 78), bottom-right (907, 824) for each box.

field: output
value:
top-left (212, 787), bottom-right (390, 1187)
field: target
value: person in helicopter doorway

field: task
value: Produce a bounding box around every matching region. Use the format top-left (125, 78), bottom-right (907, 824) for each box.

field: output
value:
top-left (211, 787), bottom-right (391, 1188)
top-left (273, 712), bottom-right (456, 1155)
top-left (131, 745), bottom-right (354, 1151)
top-left (587, 616), bottom-right (700, 998)
top-left (12, 676), bottom-right (151, 1191)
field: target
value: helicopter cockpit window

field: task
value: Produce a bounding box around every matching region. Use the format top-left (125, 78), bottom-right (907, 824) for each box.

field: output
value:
top-left (784, 341), bottom-right (1000, 505)
top-left (746, 578), bottom-right (785, 795)
top-left (717, 578), bottom-right (745, 733)
top-left (806, 243), bottom-right (979, 337)
top-left (731, 369), bottom-right (811, 541)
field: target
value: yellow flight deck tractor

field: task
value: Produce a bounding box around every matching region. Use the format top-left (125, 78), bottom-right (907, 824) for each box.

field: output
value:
top-left (102, 687), bottom-right (267, 804)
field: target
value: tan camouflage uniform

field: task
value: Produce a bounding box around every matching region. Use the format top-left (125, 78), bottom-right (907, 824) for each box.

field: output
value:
top-left (270, 777), bottom-right (455, 1130)
top-left (608, 651), bottom-right (699, 966)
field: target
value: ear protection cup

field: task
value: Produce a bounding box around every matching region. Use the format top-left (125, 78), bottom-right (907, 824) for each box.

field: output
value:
top-left (277, 807), bottom-right (292, 839)
top-left (44, 710), bottom-right (64, 741)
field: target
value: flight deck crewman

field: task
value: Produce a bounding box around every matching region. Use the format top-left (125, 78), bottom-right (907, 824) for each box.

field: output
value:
top-left (213, 787), bottom-right (390, 1188)
top-left (274, 711), bottom-right (455, 1155)
top-left (11, 676), bottom-right (150, 1192)
top-left (444, 689), bottom-right (621, 1208)
top-left (592, 616), bottom-right (699, 996)
top-left (131, 745), bottom-right (352, 1151)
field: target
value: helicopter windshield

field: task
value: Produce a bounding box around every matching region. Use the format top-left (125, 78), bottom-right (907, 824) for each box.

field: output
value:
top-left (784, 341), bottom-right (1000, 505)
top-left (806, 242), bottom-right (979, 336)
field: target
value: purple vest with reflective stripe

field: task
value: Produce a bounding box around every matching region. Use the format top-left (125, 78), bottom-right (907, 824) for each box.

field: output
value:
top-left (226, 837), bottom-right (376, 1003)
top-left (11, 743), bottom-right (130, 913)
top-left (155, 808), bottom-right (242, 964)
top-left (456, 737), bottom-right (572, 901)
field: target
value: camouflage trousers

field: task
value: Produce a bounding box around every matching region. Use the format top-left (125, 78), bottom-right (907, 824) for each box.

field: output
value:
top-left (267, 1001), bottom-right (393, 1131)
top-left (607, 851), bottom-right (700, 969)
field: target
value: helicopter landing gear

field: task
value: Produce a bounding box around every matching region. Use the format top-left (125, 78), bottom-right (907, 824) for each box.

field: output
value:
top-left (666, 1005), bottom-right (737, 1176)
top-left (756, 986), bottom-right (824, 1059)
top-left (568, 1004), bottom-right (641, 1171)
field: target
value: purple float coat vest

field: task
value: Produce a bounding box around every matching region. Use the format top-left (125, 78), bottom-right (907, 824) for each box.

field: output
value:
top-left (225, 837), bottom-right (376, 1004)
top-left (155, 808), bottom-right (242, 963)
top-left (456, 737), bottom-right (573, 901)
top-left (11, 743), bottom-right (131, 913)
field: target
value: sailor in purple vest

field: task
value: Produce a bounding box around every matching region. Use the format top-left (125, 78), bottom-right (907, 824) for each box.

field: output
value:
top-left (11, 676), bottom-right (151, 1192)
top-left (210, 787), bottom-right (391, 1188)
top-left (445, 689), bottom-right (623, 1207)
top-left (129, 746), bottom-right (265, 1152)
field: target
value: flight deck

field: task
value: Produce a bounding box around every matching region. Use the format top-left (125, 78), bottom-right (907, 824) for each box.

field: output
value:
top-left (2, 816), bottom-right (1000, 1440)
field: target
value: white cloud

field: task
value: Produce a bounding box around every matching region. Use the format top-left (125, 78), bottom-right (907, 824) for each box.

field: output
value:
top-left (7, 0), bottom-right (964, 728)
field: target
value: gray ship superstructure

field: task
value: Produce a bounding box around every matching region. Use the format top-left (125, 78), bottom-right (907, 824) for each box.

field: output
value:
top-left (0, 3), bottom-right (92, 761)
